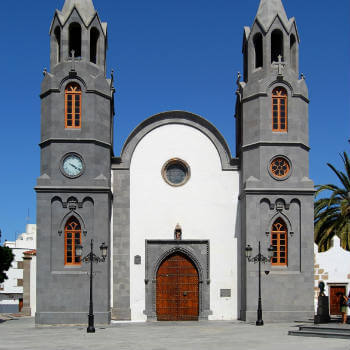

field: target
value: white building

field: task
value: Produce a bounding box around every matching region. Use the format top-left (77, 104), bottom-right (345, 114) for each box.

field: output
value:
top-left (314, 236), bottom-right (350, 317)
top-left (0, 224), bottom-right (36, 313)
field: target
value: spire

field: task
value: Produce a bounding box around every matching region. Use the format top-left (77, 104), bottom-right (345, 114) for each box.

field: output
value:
top-left (58, 0), bottom-right (96, 26)
top-left (255, 0), bottom-right (291, 31)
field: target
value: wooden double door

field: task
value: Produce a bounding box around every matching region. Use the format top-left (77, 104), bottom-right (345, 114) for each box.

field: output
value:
top-left (329, 286), bottom-right (346, 315)
top-left (156, 253), bottom-right (199, 321)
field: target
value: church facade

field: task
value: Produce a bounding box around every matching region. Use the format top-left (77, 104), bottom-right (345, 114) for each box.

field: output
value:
top-left (35, 0), bottom-right (315, 325)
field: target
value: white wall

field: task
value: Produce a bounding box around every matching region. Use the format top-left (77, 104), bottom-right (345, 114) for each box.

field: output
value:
top-left (130, 124), bottom-right (239, 321)
top-left (314, 236), bottom-right (350, 315)
top-left (0, 224), bottom-right (37, 313)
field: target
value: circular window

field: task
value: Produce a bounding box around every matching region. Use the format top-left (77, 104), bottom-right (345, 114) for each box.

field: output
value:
top-left (162, 159), bottom-right (190, 187)
top-left (269, 157), bottom-right (291, 180)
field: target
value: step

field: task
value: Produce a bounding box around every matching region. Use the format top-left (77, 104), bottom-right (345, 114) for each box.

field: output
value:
top-left (288, 330), bottom-right (350, 340)
top-left (299, 326), bottom-right (350, 334)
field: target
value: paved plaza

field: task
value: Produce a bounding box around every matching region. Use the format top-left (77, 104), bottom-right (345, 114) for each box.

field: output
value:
top-left (0, 316), bottom-right (349, 350)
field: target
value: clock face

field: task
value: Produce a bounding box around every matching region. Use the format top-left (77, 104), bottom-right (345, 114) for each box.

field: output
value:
top-left (62, 154), bottom-right (84, 178)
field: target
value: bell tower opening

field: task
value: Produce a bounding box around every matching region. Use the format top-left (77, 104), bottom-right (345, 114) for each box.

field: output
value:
top-left (69, 23), bottom-right (82, 58)
top-left (54, 26), bottom-right (61, 63)
top-left (253, 33), bottom-right (263, 69)
top-left (271, 29), bottom-right (283, 63)
top-left (90, 28), bottom-right (100, 64)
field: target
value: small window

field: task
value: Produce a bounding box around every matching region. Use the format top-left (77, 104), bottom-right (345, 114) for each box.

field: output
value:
top-left (271, 218), bottom-right (288, 266)
top-left (162, 159), bottom-right (190, 187)
top-left (90, 28), bottom-right (100, 64)
top-left (253, 33), bottom-right (263, 68)
top-left (65, 83), bottom-right (81, 129)
top-left (17, 261), bottom-right (24, 269)
top-left (54, 26), bottom-right (61, 63)
top-left (69, 23), bottom-right (82, 58)
top-left (271, 30), bottom-right (284, 63)
top-left (17, 279), bottom-right (23, 287)
top-left (64, 217), bottom-right (81, 266)
top-left (272, 87), bottom-right (287, 132)
top-left (270, 157), bottom-right (290, 179)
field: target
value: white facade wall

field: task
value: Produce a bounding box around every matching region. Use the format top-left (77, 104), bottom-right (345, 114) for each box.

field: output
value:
top-left (130, 124), bottom-right (239, 321)
top-left (0, 224), bottom-right (36, 313)
top-left (0, 248), bottom-right (24, 312)
top-left (314, 236), bottom-right (350, 315)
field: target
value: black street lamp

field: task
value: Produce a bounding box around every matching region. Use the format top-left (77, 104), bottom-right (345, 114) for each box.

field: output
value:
top-left (245, 241), bottom-right (274, 326)
top-left (75, 239), bottom-right (108, 333)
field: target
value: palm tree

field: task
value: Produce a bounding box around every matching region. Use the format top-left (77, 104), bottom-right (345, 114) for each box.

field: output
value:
top-left (314, 152), bottom-right (350, 252)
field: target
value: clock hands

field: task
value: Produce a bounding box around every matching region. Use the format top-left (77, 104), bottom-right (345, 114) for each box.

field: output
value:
top-left (68, 162), bottom-right (81, 171)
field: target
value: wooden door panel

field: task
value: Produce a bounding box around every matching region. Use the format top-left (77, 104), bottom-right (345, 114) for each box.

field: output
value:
top-left (329, 286), bottom-right (346, 315)
top-left (156, 253), bottom-right (199, 321)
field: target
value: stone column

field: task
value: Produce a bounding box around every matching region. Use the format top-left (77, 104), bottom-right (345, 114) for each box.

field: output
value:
top-left (22, 252), bottom-right (32, 316)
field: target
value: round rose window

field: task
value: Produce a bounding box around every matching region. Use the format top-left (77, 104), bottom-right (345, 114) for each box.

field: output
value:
top-left (270, 157), bottom-right (290, 179)
top-left (162, 159), bottom-right (190, 186)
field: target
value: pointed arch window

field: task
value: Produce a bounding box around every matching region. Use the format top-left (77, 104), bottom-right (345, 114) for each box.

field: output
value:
top-left (271, 29), bottom-right (284, 63)
top-left (65, 83), bottom-right (81, 128)
top-left (54, 26), bottom-right (61, 63)
top-left (290, 34), bottom-right (297, 71)
top-left (272, 87), bottom-right (287, 132)
top-left (253, 33), bottom-right (263, 69)
top-left (271, 218), bottom-right (288, 266)
top-left (64, 217), bottom-right (81, 265)
top-left (69, 23), bottom-right (82, 58)
top-left (90, 28), bottom-right (100, 64)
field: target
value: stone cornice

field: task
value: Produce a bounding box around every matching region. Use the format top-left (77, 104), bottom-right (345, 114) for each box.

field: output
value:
top-left (35, 186), bottom-right (111, 194)
top-left (242, 141), bottom-right (310, 152)
top-left (39, 138), bottom-right (112, 150)
top-left (242, 188), bottom-right (315, 195)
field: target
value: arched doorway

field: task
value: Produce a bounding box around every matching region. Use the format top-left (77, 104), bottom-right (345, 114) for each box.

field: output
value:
top-left (156, 253), bottom-right (199, 321)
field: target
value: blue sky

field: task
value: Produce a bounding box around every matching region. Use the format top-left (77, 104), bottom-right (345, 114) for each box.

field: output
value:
top-left (0, 0), bottom-right (349, 242)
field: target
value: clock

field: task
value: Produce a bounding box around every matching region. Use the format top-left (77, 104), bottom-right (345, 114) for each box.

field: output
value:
top-left (61, 153), bottom-right (84, 178)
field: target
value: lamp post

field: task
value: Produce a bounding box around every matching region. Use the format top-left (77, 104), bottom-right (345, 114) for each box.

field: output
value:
top-left (75, 239), bottom-right (108, 333)
top-left (245, 241), bottom-right (274, 326)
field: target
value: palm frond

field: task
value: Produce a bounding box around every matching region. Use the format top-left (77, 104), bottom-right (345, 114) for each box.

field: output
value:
top-left (315, 152), bottom-right (350, 251)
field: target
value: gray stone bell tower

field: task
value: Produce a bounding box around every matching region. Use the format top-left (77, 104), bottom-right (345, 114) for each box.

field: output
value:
top-left (236, 0), bottom-right (315, 322)
top-left (35, 0), bottom-right (114, 325)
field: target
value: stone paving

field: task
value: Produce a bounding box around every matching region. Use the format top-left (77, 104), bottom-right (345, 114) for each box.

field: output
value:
top-left (0, 316), bottom-right (349, 350)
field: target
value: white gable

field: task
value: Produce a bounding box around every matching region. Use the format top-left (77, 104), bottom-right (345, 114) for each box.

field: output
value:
top-left (129, 123), bottom-right (240, 320)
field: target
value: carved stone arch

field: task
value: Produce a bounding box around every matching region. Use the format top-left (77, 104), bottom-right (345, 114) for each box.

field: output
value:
top-left (82, 196), bottom-right (94, 206)
top-left (144, 240), bottom-right (211, 320)
top-left (59, 76), bottom-right (87, 91)
top-left (51, 196), bottom-right (63, 206)
top-left (290, 198), bottom-right (301, 206)
top-left (118, 111), bottom-right (236, 171)
top-left (268, 212), bottom-right (292, 234)
top-left (260, 198), bottom-right (273, 210)
top-left (67, 196), bottom-right (78, 203)
top-left (267, 80), bottom-right (294, 96)
top-left (153, 247), bottom-right (204, 283)
top-left (275, 198), bottom-right (287, 211)
top-left (58, 211), bottom-right (87, 236)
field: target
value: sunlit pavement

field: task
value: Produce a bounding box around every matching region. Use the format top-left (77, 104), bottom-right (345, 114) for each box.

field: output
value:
top-left (0, 316), bottom-right (349, 350)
